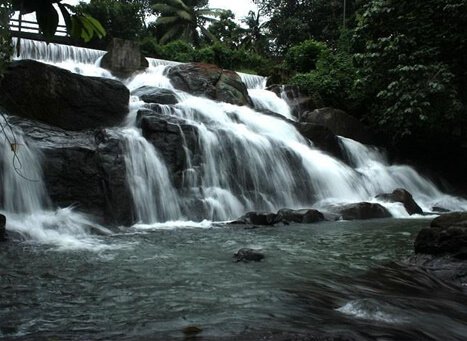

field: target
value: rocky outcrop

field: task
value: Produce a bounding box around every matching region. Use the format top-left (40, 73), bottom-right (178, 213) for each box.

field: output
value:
top-left (295, 123), bottom-right (344, 160)
top-left (166, 63), bottom-right (253, 106)
top-left (0, 60), bottom-right (129, 131)
top-left (414, 212), bottom-right (467, 258)
top-left (137, 108), bottom-right (200, 188)
top-left (301, 107), bottom-right (373, 144)
top-left (331, 202), bottom-right (392, 220)
top-left (277, 208), bottom-right (325, 224)
top-left (100, 38), bottom-right (149, 76)
top-left (234, 211), bottom-right (279, 226)
top-left (376, 188), bottom-right (423, 215)
top-left (132, 86), bottom-right (178, 105)
top-left (234, 248), bottom-right (265, 262)
top-left (0, 214), bottom-right (6, 242)
top-left (267, 84), bottom-right (322, 118)
top-left (14, 117), bottom-right (134, 226)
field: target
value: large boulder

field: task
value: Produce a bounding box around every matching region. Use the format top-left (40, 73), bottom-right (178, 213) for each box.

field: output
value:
top-left (301, 107), bottom-right (373, 144)
top-left (414, 212), bottom-right (467, 259)
top-left (295, 123), bottom-right (344, 160)
top-left (166, 63), bottom-right (253, 106)
top-left (13, 117), bottom-right (134, 226)
top-left (137, 108), bottom-right (200, 188)
top-left (331, 202), bottom-right (392, 220)
top-left (232, 211), bottom-right (279, 226)
top-left (376, 188), bottom-right (423, 215)
top-left (0, 60), bottom-right (129, 131)
top-left (277, 208), bottom-right (325, 224)
top-left (100, 38), bottom-right (149, 76)
top-left (233, 248), bottom-right (265, 262)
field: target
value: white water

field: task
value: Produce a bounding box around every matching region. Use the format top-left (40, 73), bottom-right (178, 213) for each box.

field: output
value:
top-left (0, 117), bottom-right (113, 250)
top-left (3, 39), bottom-right (467, 246)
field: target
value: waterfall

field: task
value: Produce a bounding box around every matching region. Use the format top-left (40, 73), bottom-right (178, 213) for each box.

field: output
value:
top-left (6, 39), bottom-right (467, 231)
top-left (122, 128), bottom-right (182, 223)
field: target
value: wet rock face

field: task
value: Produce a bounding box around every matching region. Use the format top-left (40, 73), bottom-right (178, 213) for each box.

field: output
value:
top-left (331, 202), bottom-right (392, 220)
top-left (100, 38), bottom-right (149, 76)
top-left (0, 214), bottom-right (6, 241)
top-left (233, 248), bottom-right (265, 262)
top-left (166, 63), bottom-right (253, 106)
top-left (0, 60), bottom-right (129, 131)
top-left (414, 212), bottom-right (467, 259)
top-left (15, 118), bottom-right (134, 226)
top-left (376, 188), bottom-right (423, 215)
top-left (277, 208), bottom-right (325, 224)
top-left (301, 107), bottom-right (374, 144)
top-left (132, 86), bottom-right (178, 105)
top-left (294, 122), bottom-right (345, 161)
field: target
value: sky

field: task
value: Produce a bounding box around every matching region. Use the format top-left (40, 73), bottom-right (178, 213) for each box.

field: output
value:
top-left (62, 0), bottom-right (258, 20)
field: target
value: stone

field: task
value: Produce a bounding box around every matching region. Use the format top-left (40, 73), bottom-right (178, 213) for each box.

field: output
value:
top-left (166, 63), bottom-right (253, 106)
top-left (236, 211), bottom-right (280, 226)
top-left (332, 202), bottom-right (392, 220)
top-left (132, 86), bottom-right (178, 105)
top-left (431, 212), bottom-right (467, 229)
top-left (301, 107), bottom-right (374, 144)
top-left (13, 117), bottom-right (134, 226)
top-left (266, 84), bottom-right (323, 118)
top-left (0, 60), bottom-right (129, 131)
top-left (376, 188), bottom-right (423, 215)
top-left (233, 248), bottom-right (265, 262)
top-left (294, 122), bottom-right (345, 160)
top-left (277, 208), bottom-right (325, 224)
top-left (100, 38), bottom-right (149, 76)
top-left (0, 213), bottom-right (6, 242)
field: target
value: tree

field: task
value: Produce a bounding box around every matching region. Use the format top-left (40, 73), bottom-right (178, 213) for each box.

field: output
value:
top-left (75, 0), bottom-right (145, 43)
top-left (353, 0), bottom-right (467, 141)
top-left (241, 10), bottom-right (269, 54)
top-left (207, 10), bottom-right (243, 49)
top-left (151, 0), bottom-right (224, 45)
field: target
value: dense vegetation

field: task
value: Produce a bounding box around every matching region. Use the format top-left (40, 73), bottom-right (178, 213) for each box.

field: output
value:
top-left (2, 0), bottom-right (467, 190)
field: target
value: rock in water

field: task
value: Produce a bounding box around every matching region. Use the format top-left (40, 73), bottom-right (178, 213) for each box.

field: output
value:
top-left (234, 248), bottom-right (265, 262)
top-left (166, 63), bottom-right (253, 106)
top-left (0, 60), bottom-right (129, 131)
top-left (277, 208), bottom-right (325, 224)
top-left (376, 188), bottom-right (423, 215)
top-left (415, 212), bottom-right (467, 259)
top-left (332, 202), bottom-right (392, 220)
top-left (0, 214), bottom-right (6, 242)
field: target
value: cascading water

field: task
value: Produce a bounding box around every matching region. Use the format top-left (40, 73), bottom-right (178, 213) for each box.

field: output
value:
top-left (5, 39), bottom-right (467, 233)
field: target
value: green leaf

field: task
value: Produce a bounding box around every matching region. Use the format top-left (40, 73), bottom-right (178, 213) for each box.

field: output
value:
top-left (84, 14), bottom-right (106, 38)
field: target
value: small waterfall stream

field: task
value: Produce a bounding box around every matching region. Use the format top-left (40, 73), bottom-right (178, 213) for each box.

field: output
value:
top-left (2, 39), bottom-right (467, 245)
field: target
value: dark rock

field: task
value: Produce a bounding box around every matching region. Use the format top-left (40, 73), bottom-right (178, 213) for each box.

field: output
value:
top-left (277, 208), bottom-right (325, 224)
top-left (431, 212), bottom-right (467, 229)
top-left (137, 109), bottom-right (200, 187)
top-left (376, 188), bottom-right (423, 215)
top-left (414, 212), bottom-right (467, 259)
top-left (132, 86), bottom-right (178, 105)
top-left (100, 38), bottom-right (148, 76)
top-left (407, 254), bottom-right (467, 287)
top-left (301, 107), bottom-right (373, 144)
top-left (294, 122), bottom-right (344, 160)
top-left (0, 60), bottom-right (129, 131)
top-left (166, 63), bottom-right (253, 106)
top-left (332, 202), bottom-right (392, 220)
top-left (432, 206), bottom-right (451, 213)
top-left (14, 117), bottom-right (134, 226)
top-left (0, 214), bottom-right (6, 242)
top-left (239, 211), bottom-right (280, 225)
top-left (233, 248), bottom-right (265, 262)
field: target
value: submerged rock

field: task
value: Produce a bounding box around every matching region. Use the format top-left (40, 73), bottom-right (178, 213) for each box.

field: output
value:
top-left (414, 212), bottom-right (467, 259)
top-left (233, 211), bottom-right (280, 226)
top-left (166, 63), bottom-right (253, 106)
top-left (0, 60), bottom-right (129, 131)
top-left (0, 214), bottom-right (6, 241)
top-left (376, 188), bottom-right (423, 215)
top-left (234, 248), bottom-right (265, 262)
top-left (277, 208), bottom-right (325, 224)
top-left (332, 202), bottom-right (392, 220)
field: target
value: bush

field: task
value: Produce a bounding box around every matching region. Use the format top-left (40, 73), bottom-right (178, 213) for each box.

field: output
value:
top-left (285, 39), bottom-right (328, 73)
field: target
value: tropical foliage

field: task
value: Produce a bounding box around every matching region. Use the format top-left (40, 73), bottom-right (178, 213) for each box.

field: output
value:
top-left (151, 0), bottom-right (224, 45)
